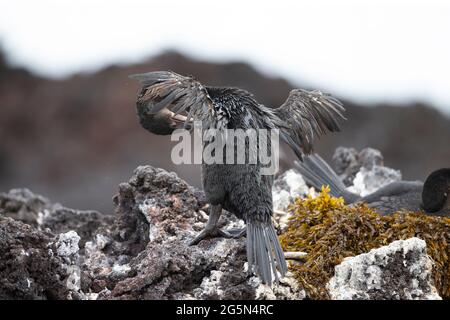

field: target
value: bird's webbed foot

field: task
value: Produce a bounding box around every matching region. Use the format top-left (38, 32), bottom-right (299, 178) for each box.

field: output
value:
top-left (189, 226), bottom-right (246, 245)
top-left (220, 227), bottom-right (246, 239)
top-left (189, 226), bottom-right (230, 245)
top-left (189, 205), bottom-right (246, 245)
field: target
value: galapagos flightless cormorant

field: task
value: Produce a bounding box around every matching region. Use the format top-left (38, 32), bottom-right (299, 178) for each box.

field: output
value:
top-left (130, 71), bottom-right (346, 284)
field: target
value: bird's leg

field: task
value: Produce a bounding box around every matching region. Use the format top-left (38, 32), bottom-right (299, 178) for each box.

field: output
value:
top-left (189, 204), bottom-right (223, 245)
top-left (189, 205), bottom-right (246, 245)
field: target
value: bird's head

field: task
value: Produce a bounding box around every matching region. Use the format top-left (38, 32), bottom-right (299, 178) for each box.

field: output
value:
top-left (136, 99), bottom-right (190, 135)
top-left (136, 106), bottom-right (191, 135)
top-left (130, 71), bottom-right (209, 135)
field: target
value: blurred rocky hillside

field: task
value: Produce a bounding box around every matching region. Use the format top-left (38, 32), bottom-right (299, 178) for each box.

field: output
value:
top-left (1, 50), bottom-right (449, 212)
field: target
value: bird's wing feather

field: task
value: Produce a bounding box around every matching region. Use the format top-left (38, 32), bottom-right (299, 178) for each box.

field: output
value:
top-left (129, 71), bottom-right (213, 127)
top-left (272, 89), bottom-right (346, 158)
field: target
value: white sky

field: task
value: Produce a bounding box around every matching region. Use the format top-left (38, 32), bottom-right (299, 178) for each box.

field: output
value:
top-left (1, 0), bottom-right (450, 113)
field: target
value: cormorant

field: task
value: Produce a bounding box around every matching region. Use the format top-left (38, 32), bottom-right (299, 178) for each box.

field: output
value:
top-left (295, 153), bottom-right (450, 216)
top-left (130, 71), bottom-right (345, 284)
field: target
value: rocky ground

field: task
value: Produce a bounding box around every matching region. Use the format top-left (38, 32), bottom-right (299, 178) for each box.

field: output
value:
top-left (0, 148), bottom-right (444, 300)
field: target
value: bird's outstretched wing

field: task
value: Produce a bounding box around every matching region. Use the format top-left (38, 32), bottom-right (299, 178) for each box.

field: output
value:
top-left (129, 71), bottom-right (213, 128)
top-left (272, 89), bottom-right (346, 158)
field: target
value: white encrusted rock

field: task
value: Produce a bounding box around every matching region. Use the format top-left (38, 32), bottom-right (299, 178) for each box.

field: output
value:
top-left (327, 237), bottom-right (441, 300)
top-left (193, 270), bottom-right (225, 298)
top-left (51, 230), bottom-right (84, 298)
top-left (272, 169), bottom-right (310, 230)
top-left (272, 169), bottom-right (309, 210)
top-left (252, 272), bottom-right (306, 300)
top-left (55, 231), bottom-right (80, 258)
top-left (348, 165), bottom-right (402, 197)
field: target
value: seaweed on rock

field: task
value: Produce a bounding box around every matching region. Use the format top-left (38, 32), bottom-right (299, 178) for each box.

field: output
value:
top-left (279, 186), bottom-right (450, 299)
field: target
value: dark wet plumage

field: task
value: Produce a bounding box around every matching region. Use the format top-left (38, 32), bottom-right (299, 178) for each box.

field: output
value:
top-left (295, 154), bottom-right (450, 217)
top-left (130, 71), bottom-right (346, 284)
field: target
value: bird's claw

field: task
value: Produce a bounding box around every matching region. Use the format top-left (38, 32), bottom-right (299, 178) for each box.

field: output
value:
top-left (189, 227), bottom-right (220, 246)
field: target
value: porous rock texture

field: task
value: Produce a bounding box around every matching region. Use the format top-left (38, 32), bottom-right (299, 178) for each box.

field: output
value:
top-left (0, 154), bottom-right (443, 300)
top-left (327, 238), bottom-right (442, 300)
top-left (90, 166), bottom-right (304, 300)
top-left (0, 166), bottom-right (304, 300)
top-left (0, 187), bottom-right (111, 300)
top-left (0, 216), bottom-right (71, 299)
top-left (0, 188), bottom-right (114, 247)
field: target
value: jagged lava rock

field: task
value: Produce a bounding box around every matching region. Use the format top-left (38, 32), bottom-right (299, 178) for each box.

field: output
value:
top-left (90, 165), bottom-right (303, 300)
top-left (0, 188), bottom-right (51, 226)
top-left (40, 208), bottom-right (114, 248)
top-left (0, 216), bottom-right (71, 299)
top-left (327, 237), bottom-right (442, 300)
top-left (0, 167), bottom-right (304, 300)
top-left (0, 189), bottom-right (110, 299)
top-left (0, 188), bottom-right (114, 247)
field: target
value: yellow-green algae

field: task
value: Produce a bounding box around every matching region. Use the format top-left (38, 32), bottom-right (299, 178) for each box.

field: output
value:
top-left (279, 186), bottom-right (450, 299)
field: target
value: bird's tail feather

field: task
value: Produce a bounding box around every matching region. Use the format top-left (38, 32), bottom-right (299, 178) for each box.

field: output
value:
top-left (246, 220), bottom-right (287, 285)
top-left (294, 154), bottom-right (359, 204)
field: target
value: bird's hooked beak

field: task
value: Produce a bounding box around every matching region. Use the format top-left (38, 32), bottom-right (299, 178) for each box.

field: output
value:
top-left (169, 111), bottom-right (188, 124)
top-left (136, 102), bottom-right (192, 135)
